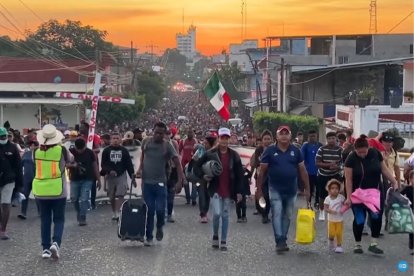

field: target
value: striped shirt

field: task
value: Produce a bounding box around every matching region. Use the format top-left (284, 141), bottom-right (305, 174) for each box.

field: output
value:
top-left (316, 145), bottom-right (343, 176)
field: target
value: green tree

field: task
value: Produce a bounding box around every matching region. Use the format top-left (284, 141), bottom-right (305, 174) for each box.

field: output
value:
top-left (136, 70), bottom-right (165, 109)
top-left (86, 93), bottom-right (145, 127)
top-left (161, 48), bottom-right (187, 85)
top-left (26, 19), bottom-right (115, 58)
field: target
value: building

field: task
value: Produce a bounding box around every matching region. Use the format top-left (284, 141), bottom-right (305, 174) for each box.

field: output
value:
top-left (326, 104), bottom-right (414, 148)
top-left (403, 60), bottom-right (413, 95)
top-left (229, 39), bottom-right (258, 72)
top-left (256, 33), bottom-right (413, 116)
top-left (176, 25), bottom-right (197, 62)
top-left (0, 56), bottom-right (114, 131)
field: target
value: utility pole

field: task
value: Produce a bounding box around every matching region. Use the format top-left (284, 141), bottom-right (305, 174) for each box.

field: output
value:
top-left (130, 41), bottom-right (134, 64)
top-left (95, 49), bottom-right (100, 72)
top-left (146, 43), bottom-right (158, 64)
top-left (369, 0), bottom-right (377, 34)
top-left (280, 58), bottom-right (285, 113)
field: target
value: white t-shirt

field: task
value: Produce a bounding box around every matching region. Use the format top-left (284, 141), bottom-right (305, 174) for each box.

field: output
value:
top-left (324, 194), bottom-right (345, 222)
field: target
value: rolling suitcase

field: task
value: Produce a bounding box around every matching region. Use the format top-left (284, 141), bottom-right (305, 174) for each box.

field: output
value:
top-left (118, 180), bottom-right (147, 241)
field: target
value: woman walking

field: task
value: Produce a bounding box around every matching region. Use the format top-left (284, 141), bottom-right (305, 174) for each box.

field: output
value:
top-left (344, 135), bottom-right (398, 254)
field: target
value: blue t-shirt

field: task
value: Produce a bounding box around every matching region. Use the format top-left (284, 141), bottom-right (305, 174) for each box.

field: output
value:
top-left (301, 141), bottom-right (322, 176)
top-left (261, 144), bottom-right (303, 196)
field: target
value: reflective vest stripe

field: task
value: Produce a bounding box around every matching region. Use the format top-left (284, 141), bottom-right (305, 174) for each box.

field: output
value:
top-left (36, 160), bottom-right (42, 179)
top-left (51, 161), bottom-right (57, 178)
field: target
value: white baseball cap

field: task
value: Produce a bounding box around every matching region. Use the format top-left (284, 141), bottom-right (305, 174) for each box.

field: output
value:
top-left (218, 127), bottom-right (231, 137)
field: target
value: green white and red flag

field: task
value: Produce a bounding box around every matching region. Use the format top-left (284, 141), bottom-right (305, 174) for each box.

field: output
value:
top-left (203, 71), bottom-right (231, 121)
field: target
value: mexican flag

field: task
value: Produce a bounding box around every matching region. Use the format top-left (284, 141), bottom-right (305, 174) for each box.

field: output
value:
top-left (203, 71), bottom-right (231, 121)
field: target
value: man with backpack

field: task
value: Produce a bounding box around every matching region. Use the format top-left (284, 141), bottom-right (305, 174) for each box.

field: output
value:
top-left (0, 127), bottom-right (22, 240)
top-left (301, 130), bottom-right (322, 208)
top-left (137, 122), bottom-right (184, 246)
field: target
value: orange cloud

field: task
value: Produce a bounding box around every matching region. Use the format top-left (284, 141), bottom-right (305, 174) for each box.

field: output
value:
top-left (0, 0), bottom-right (412, 55)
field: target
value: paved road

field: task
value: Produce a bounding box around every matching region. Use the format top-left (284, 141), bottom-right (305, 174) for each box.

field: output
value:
top-left (0, 197), bottom-right (412, 276)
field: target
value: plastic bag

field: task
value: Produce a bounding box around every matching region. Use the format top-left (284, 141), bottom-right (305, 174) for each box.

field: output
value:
top-left (387, 203), bottom-right (414, 234)
top-left (295, 208), bottom-right (316, 244)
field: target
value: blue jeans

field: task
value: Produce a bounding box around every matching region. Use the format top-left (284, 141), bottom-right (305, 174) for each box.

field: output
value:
top-left (211, 193), bottom-right (231, 242)
top-left (38, 198), bottom-right (66, 250)
top-left (184, 182), bottom-right (198, 203)
top-left (269, 186), bottom-right (297, 245)
top-left (143, 183), bottom-right (167, 241)
top-left (70, 180), bottom-right (92, 217)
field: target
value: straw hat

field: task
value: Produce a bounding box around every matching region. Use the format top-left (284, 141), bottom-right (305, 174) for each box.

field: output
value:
top-left (36, 124), bottom-right (64, 146)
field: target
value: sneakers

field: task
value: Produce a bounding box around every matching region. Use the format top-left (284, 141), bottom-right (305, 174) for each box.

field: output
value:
top-left (78, 215), bottom-right (87, 226)
top-left (200, 216), bottom-right (208, 223)
top-left (192, 201), bottom-right (197, 206)
top-left (220, 241), bottom-right (227, 251)
top-left (144, 239), bottom-right (154, 247)
top-left (368, 243), bottom-right (384, 254)
top-left (17, 214), bottom-right (27, 220)
top-left (241, 217), bottom-right (247, 223)
top-left (212, 236), bottom-right (219, 249)
top-left (318, 210), bottom-right (325, 221)
top-left (0, 231), bottom-right (9, 240)
top-left (156, 227), bottom-right (164, 241)
top-left (237, 218), bottom-right (243, 223)
top-left (42, 249), bottom-right (51, 259)
top-left (276, 242), bottom-right (289, 254)
top-left (329, 240), bottom-right (336, 251)
top-left (262, 217), bottom-right (270, 224)
top-left (167, 215), bottom-right (175, 223)
top-left (112, 215), bottom-right (119, 221)
top-left (50, 242), bottom-right (60, 259)
top-left (335, 246), bottom-right (344, 253)
top-left (353, 244), bottom-right (364, 254)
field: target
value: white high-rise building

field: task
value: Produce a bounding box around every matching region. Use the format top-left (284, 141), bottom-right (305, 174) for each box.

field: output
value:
top-left (176, 25), bottom-right (197, 61)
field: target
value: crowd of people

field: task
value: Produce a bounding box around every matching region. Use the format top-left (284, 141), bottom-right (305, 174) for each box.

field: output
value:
top-left (0, 92), bottom-right (413, 260)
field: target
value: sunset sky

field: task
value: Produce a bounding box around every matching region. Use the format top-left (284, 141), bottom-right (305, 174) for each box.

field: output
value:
top-left (2, 0), bottom-right (413, 55)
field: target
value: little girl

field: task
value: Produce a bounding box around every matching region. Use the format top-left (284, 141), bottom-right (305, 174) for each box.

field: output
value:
top-left (324, 179), bottom-right (346, 253)
top-left (401, 170), bottom-right (414, 255)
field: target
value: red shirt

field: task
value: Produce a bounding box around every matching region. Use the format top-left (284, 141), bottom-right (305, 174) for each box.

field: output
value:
top-left (179, 138), bottom-right (197, 166)
top-left (217, 151), bottom-right (231, 198)
top-left (368, 138), bottom-right (385, 152)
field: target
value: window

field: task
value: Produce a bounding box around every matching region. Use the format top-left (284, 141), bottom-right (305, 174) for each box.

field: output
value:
top-left (356, 36), bottom-right (372, 55)
top-left (79, 74), bottom-right (88, 83)
top-left (338, 56), bottom-right (349, 64)
top-left (410, 44), bottom-right (413, 54)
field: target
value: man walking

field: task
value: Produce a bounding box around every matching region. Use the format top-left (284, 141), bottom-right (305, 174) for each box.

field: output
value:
top-left (137, 122), bottom-right (184, 246)
top-left (0, 127), bottom-right (23, 240)
top-left (180, 129), bottom-right (198, 205)
top-left (194, 127), bottom-right (244, 251)
top-left (301, 130), bottom-right (322, 208)
top-left (69, 138), bottom-right (101, 226)
top-left (257, 126), bottom-right (310, 254)
top-left (33, 124), bottom-right (70, 259)
top-left (101, 133), bottom-right (136, 221)
top-left (315, 131), bottom-right (343, 221)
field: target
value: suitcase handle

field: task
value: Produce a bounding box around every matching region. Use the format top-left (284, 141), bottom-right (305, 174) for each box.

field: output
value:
top-left (129, 178), bottom-right (135, 200)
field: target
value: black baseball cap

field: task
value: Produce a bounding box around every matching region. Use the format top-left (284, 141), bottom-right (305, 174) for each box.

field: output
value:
top-left (381, 132), bottom-right (394, 142)
top-left (133, 128), bottom-right (144, 134)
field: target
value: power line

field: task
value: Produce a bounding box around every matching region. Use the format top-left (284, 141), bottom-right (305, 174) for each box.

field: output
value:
top-left (17, 0), bottom-right (44, 22)
top-left (387, 10), bottom-right (414, 34)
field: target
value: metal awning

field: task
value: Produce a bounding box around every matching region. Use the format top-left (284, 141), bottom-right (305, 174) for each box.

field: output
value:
top-left (292, 57), bottom-right (413, 74)
top-left (0, 98), bottom-right (83, 105)
top-left (289, 105), bottom-right (311, 115)
top-left (245, 99), bottom-right (269, 108)
top-left (0, 82), bottom-right (104, 93)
